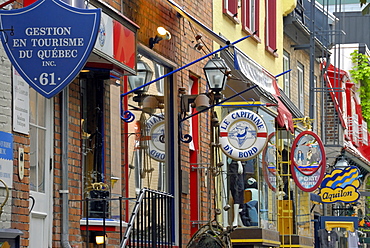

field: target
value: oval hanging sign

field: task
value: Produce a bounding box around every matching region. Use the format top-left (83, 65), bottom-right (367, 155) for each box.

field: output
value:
top-left (0, 0), bottom-right (101, 98)
top-left (219, 109), bottom-right (268, 161)
top-left (290, 131), bottom-right (326, 192)
top-left (145, 114), bottom-right (165, 162)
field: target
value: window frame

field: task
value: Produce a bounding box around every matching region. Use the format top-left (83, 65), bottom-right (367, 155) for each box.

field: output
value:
top-left (241, 0), bottom-right (260, 42)
top-left (297, 62), bottom-right (305, 113)
top-left (283, 50), bottom-right (290, 98)
top-left (223, 0), bottom-right (240, 23)
top-left (265, 0), bottom-right (277, 56)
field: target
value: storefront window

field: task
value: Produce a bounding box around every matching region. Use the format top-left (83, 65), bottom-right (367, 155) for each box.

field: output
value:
top-left (220, 107), bottom-right (277, 229)
top-left (296, 190), bottom-right (311, 236)
top-left (127, 55), bottom-right (170, 199)
top-left (259, 109), bottom-right (277, 230)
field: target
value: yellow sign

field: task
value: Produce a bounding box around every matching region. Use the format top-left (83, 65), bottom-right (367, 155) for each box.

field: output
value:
top-left (319, 166), bottom-right (361, 203)
top-left (320, 186), bottom-right (360, 203)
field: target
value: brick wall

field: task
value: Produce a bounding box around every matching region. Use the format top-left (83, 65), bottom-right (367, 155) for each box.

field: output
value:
top-left (283, 35), bottom-right (322, 134)
top-left (0, 35), bottom-right (29, 245)
top-left (120, 0), bottom-right (213, 246)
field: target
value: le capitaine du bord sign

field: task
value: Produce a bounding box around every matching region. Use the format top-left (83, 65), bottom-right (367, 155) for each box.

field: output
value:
top-left (0, 0), bottom-right (101, 98)
top-left (219, 109), bottom-right (268, 161)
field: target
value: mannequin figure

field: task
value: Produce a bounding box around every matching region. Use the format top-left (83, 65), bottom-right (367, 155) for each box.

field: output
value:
top-left (228, 159), bottom-right (246, 227)
top-left (244, 177), bottom-right (259, 226)
top-left (245, 177), bottom-right (258, 201)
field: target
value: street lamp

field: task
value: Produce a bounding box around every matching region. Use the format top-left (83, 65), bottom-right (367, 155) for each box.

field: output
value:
top-left (335, 156), bottom-right (349, 170)
top-left (128, 58), bottom-right (153, 97)
top-left (203, 55), bottom-right (229, 94)
top-left (180, 55), bottom-right (230, 114)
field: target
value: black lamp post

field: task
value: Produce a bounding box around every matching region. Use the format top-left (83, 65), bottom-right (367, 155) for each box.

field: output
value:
top-left (203, 55), bottom-right (229, 96)
top-left (128, 58), bottom-right (153, 103)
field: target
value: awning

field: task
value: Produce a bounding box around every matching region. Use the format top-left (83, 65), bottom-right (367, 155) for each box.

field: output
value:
top-left (274, 96), bottom-right (295, 133)
top-left (166, 0), bottom-right (228, 46)
top-left (166, 0), bottom-right (295, 132)
top-left (322, 63), bottom-right (346, 128)
top-left (343, 141), bottom-right (370, 172)
top-left (221, 48), bottom-right (295, 133)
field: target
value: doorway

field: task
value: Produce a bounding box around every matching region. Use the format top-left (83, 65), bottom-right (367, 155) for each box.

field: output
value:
top-left (29, 88), bottom-right (53, 248)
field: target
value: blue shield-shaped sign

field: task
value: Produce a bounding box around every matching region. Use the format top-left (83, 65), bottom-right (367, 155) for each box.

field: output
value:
top-left (0, 0), bottom-right (101, 98)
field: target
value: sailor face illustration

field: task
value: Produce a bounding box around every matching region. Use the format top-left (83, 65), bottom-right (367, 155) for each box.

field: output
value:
top-left (227, 120), bottom-right (256, 149)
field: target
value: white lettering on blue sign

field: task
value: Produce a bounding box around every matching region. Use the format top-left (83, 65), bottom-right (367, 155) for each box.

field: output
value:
top-left (0, 0), bottom-right (101, 98)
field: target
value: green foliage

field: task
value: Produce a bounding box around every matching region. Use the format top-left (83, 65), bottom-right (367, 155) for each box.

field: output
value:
top-left (349, 50), bottom-right (370, 125)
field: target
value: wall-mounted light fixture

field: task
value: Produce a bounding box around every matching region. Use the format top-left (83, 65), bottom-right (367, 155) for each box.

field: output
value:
top-left (335, 156), bottom-right (349, 170)
top-left (180, 56), bottom-right (229, 113)
top-left (181, 93), bottom-right (210, 113)
top-left (89, 231), bottom-right (107, 245)
top-left (203, 55), bottom-right (230, 100)
top-left (96, 234), bottom-right (107, 245)
top-left (127, 56), bottom-right (165, 115)
top-left (121, 35), bottom-right (253, 123)
top-left (127, 57), bottom-right (153, 104)
top-left (142, 95), bottom-right (165, 114)
top-left (149, 27), bottom-right (171, 49)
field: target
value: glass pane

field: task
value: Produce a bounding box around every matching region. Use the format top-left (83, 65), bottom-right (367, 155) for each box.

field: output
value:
top-left (38, 129), bottom-right (46, 193)
top-left (30, 126), bottom-right (37, 191)
top-left (29, 89), bottom-right (37, 124)
top-left (37, 96), bottom-right (46, 126)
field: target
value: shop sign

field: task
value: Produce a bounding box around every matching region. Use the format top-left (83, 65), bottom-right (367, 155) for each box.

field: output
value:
top-left (262, 133), bottom-right (276, 191)
top-left (13, 68), bottom-right (29, 135)
top-left (319, 166), bottom-right (361, 204)
top-left (0, 131), bottom-right (13, 188)
top-left (0, 0), bottom-right (101, 98)
top-left (94, 12), bottom-right (113, 57)
top-left (219, 109), bottom-right (268, 161)
top-left (290, 131), bottom-right (326, 192)
top-left (145, 114), bottom-right (165, 162)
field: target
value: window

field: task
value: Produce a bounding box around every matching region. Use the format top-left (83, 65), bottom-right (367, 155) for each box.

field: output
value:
top-left (81, 76), bottom-right (105, 196)
top-left (30, 88), bottom-right (48, 193)
top-left (265, 0), bottom-right (277, 55)
top-left (297, 62), bottom-right (304, 113)
top-left (155, 63), bottom-right (165, 95)
top-left (283, 50), bottom-right (290, 97)
top-left (241, 0), bottom-right (260, 40)
top-left (223, 0), bottom-right (240, 23)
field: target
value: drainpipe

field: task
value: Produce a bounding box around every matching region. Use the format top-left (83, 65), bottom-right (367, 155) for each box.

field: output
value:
top-left (61, 88), bottom-right (72, 248)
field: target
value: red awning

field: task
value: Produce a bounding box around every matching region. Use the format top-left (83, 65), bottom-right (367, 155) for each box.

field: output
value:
top-left (274, 96), bottom-right (295, 133)
top-left (271, 78), bottom-right (295, 133)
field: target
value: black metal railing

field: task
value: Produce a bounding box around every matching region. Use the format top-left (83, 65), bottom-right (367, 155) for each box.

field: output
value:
top-left (120, 188), bottom-right (174, 248)
top-left (69, 188), bottom-right (174, 247)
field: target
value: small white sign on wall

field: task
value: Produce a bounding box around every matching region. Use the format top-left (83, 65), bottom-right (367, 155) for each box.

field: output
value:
top-left (13, 68), bottom-right (29, 135)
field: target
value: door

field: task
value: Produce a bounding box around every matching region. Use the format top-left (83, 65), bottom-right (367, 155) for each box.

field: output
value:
top-left (29, 88), bottom-right (53, 248)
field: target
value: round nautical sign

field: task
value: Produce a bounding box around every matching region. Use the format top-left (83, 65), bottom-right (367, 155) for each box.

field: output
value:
top-left (146, 114), bottom-right (165, 162)
top-left (219, 109), bottom-right (268, 161)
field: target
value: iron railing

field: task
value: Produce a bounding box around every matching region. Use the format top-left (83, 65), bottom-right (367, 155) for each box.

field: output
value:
top-left (70, 188), bottom-right (174, 247)
top-left (121, 188), bottom-right (174, 247)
